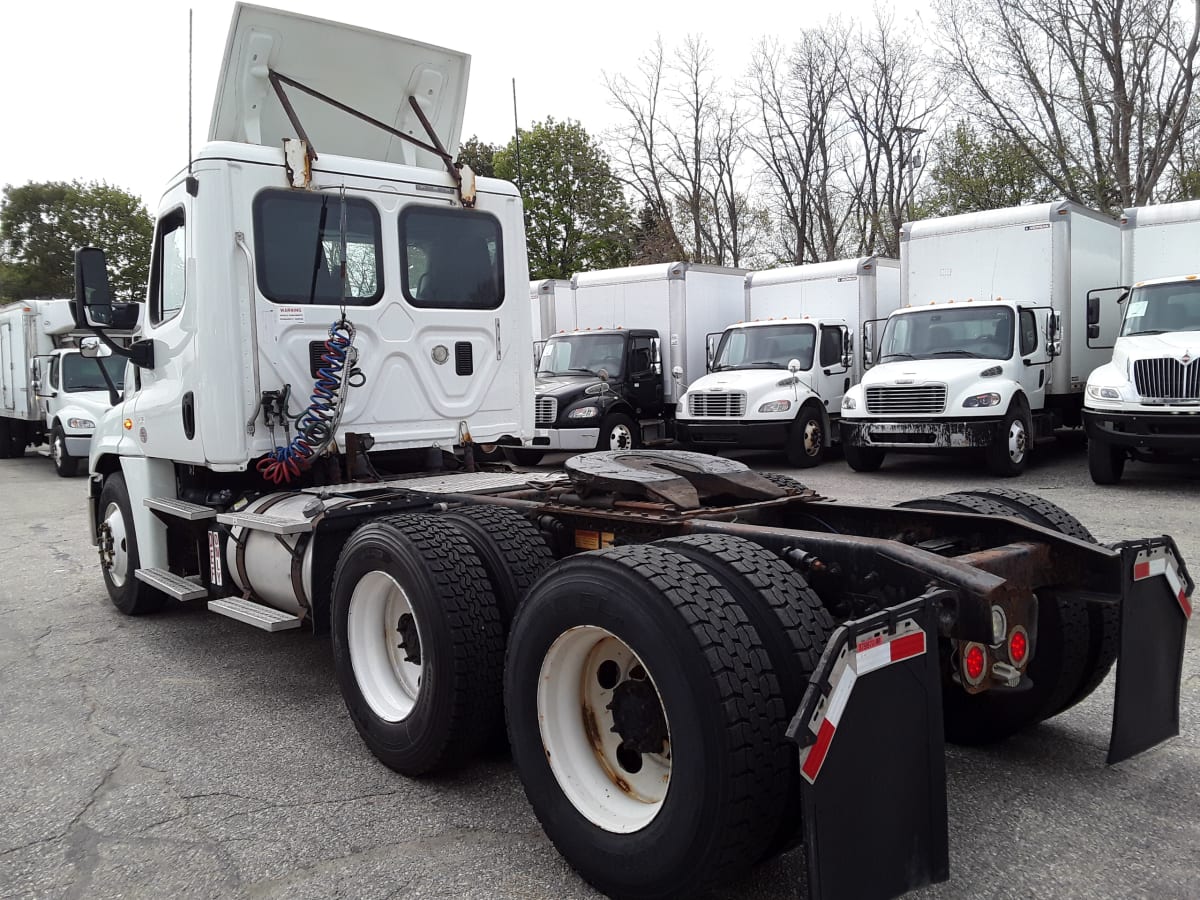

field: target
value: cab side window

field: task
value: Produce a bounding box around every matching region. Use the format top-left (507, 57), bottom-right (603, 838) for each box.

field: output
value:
top-left (150, 209), bottom-right (187, 325)
top-left (819, 326), bottom-right (845, 368)
top-left (48, 356), bottom-right (60, 391)
top-left (1019, 309), bottom-right (1038, 356)
top-left (628, 336), bottom-right (654, 376)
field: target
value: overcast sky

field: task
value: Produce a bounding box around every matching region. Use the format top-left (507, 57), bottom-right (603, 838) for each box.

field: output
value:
top-left (1, 0), bottom-right (920, 214)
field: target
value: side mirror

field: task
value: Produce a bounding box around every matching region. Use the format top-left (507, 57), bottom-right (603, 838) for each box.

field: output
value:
top-left (74, 247), bottom-right (115, 328)
top-left (841, 334), bottom-right (853, 369)
top-left (671, 365), bottom-right (683, 381)
top-left (598, 368), bottom-right (609, 383)
top-left (1088, 323), bottom-right (1100, 340)
top-left (1086, 295), bottom-right (1099, 327)
top-left (1050, 339), bottom-right (1063, 356)
top-left (788, 358), bottom-right (802, 374)
top-left (79, 336), bottom-right (112, 359)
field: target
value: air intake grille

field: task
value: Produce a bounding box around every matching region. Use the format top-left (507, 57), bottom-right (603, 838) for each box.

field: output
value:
top-left (308, 341), bottom-right (328, 378)
top-left (455, 341), bottom-right (473, 376)
top-left (865, 385), bottom-right (947, 415)
top-left (535, 396), bottom-right (558, 427)
top-left (687, 392), bottom-right (747, 418)
top-left (1133, 358), bottom-right (1200, 400)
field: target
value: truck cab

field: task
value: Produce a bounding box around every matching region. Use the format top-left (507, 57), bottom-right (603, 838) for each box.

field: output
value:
top-left (530, 328), bottom-right (662, 458)
top-left (676, 316), bottom-right (851, 467)
top-left (840, 298), bottom-right (1060, 475)
top-left (1085, 274), bottom-right (1200, 481)
top-left (34, 348), bottom-right (127, 476)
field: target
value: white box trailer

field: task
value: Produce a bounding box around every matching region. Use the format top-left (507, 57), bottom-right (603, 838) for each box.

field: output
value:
top-left (0, 298), bottom-right (130, 474)
top-left (676, 257), bottom-right (901, 467)
top-left (523, 262), bottom-right (744, 458)
top-left (841, 201), bottom-right (1121, 475)
top-left (529, 278), bottom-right (575, 342)
top-left (1085, 200), bottom-right (1200, 483)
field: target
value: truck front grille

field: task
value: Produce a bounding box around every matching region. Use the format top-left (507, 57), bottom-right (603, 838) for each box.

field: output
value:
top-left (535, 396), bottom-right (558, 427)
top-left (1133, 358), bottom-right (1200, 400)
top-left (865, 385), bottom-right (947, 415)
top-left (688, 392), bottom-right (747, 418)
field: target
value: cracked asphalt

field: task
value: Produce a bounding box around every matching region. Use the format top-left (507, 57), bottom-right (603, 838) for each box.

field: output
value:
top-left (1, 438), bottom-right (1198, 899)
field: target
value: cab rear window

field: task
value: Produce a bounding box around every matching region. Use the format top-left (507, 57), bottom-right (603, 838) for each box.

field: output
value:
top-left (253, 191), bottom-right (383, 305)
top-left (401, 206), bottom-right (503, 309)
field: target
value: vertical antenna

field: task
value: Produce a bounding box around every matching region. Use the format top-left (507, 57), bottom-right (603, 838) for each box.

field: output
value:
top-left (512, 78), bottom-right (522, 192)
top-left (186, 8), bottom-right (198, 196)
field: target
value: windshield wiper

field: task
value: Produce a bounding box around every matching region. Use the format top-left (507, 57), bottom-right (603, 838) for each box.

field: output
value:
top-left (565, 367), bottom-right (597, 375)
top-left (880, 352), bottom-right (916, 360)
top-left (1126, 329), bottom-right (1170, 336)
top-left (930, 350), bottom-right (983, 358)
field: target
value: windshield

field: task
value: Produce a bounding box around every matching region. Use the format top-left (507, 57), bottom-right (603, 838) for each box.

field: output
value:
top-left (879, 307), bottom-right (1014, 361)
top-left (711, 323), bottom-right (816, 371)
top-left (63, 354), bottom-right (126, 393)
top-left (538, 334), bottom-right (626, 377)
top-left (1121, 282), bottom-right (1200, 336)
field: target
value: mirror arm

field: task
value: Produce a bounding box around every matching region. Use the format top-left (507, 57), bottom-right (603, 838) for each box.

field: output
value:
top-left (88, 326), bottom-right (154, 370)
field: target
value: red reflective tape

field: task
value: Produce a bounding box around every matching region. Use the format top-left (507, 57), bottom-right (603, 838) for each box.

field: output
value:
top-left (890, 631), bottom-right (926, 662)
top-left (1134, 560), bottom-right (1151, 580)
top-left (1180, 589), bottom-right (1193, 620)
top-left (801, 718), bottom-right (836, 782)
top-left (857, 635), bottom-right (884, 653)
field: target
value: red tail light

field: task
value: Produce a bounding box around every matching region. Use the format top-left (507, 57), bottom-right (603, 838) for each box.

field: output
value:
top-left (962, 642), bottom-right (987, 685)
top-left (1009, 628), bottom-right (1028, 665)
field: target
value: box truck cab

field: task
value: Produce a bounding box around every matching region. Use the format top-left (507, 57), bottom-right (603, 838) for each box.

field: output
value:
top-left (0, 298), bottom-right (131, 475)
top-left (840, 201), bottom-right (1120, 476)
top-left (677, 257), bottom-right (900, 467)
top-left (1085, 200), bottom-right (1200, 482)
top-left (524, 263), bottom-right (743, 461)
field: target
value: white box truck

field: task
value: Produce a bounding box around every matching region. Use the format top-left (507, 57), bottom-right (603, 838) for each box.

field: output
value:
top-left (523, 262), bottom-right (744, 462)
top-left (64, 7), bottom-right (1190, 899)
top-left (529, 277), bottom-right (575, 341)
top-left (0, 298), bottom-right (132, 475)
top-left (676, 257), bottom-right (901, 467)
top-left (1084, 200), bottom-right (1200, 483)
top-left (840, 201), bottom-right (1120, 475)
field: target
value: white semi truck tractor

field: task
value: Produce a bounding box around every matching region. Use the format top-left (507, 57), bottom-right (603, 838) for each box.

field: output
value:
top-left (0, 297), bottom-right (132, 475)
top-left (676, 257), bottom-right (901, 467)
top-left (1084, 200), bottom-right (1200, 483)
top-left (71, 6), bottom-right (1191, 899)
top-left (840, 201), bottom-right (1120, 476)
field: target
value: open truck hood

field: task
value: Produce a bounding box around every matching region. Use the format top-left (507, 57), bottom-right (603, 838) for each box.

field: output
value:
top-left (209, 3), bottom-right (470, 169)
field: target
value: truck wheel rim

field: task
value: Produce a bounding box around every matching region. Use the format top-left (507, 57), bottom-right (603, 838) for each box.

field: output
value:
top-left (608, 423), bottom-right (634, 451)
top-left (537, 626), bottom-right (672, 833)
top-left (102, 502), bottom-right (129, 587)
top-left (52, 435), bottom-right (65, 466)
top-left (1008, 420), bottom-right (1027, 463)
top-left (803, 418), bottom-right (822, 457)
top-left (347, 570), bottom-right (424, 722)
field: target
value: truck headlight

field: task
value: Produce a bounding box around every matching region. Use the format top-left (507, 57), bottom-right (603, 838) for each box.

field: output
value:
top-left (1086, 385), bottom-right (1121, 401)
top-left (842, 395), bottom-right (856, 410)
top-left (963, 393), bottom-right (1001, 408)
top-left (567, 406), bottom-right (599, 419)
top-left (758, 399), bottom-right (791, 413)
top-left (67, 417), bottom-right (96, 429)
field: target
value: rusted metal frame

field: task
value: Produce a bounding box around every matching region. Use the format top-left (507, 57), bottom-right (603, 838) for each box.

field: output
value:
top-left (266, 70), bottom-right (467, 204)
top-left (267, 70), bottom-right (319, 164)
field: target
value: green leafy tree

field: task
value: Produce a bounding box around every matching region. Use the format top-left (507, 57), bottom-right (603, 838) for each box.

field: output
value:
top-left (456, 135), bottom-right (498, 179)
top-left (921, 122), bottom-right (1055, 217)
top-left (494, 118), bottom-right (635, 279)
top-left (0, 181), bottom-right (152, 302)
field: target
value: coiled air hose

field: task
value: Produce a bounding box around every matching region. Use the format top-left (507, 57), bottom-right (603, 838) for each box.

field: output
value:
top-left (257, 319), bottom-right (358, 485)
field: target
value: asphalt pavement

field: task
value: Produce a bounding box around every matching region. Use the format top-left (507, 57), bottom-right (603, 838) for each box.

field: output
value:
top-left (1, 438), bottom-right (1198, 899)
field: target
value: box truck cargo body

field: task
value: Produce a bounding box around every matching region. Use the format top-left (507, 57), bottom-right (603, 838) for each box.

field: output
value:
top-left (529, 278), bottom-right (575, 342)
top-left (676, 257), bottom-right (901, 467)
top-left (524, 263), bottom-right (744, 458)
top-left (1085, 200), bottom-right (1200, 482)
top-left (840, 201), bottom-right (1120, 475)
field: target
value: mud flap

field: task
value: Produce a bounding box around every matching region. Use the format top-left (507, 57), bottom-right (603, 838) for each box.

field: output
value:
top-left (1108, 537), bottom-right (1193, 765)
top-left (787, 595), bottom-right (948, 900)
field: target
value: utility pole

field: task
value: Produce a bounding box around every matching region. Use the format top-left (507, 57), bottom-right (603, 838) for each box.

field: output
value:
top-left (897, 125), bottom-right (925, 223)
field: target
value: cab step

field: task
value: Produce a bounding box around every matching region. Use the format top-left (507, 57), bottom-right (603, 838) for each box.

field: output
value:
top-left (207, 596), bottom-right (303, 632)
top-left (144, 497), bottom-right (217, 520)
top-left (216, 511), bottom-right (313, 535)
top-left (135, 567), bottom-right (209, 601)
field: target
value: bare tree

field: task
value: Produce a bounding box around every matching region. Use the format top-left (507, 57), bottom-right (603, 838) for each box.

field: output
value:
top-left (935, 0), bottom-right (1200, 210)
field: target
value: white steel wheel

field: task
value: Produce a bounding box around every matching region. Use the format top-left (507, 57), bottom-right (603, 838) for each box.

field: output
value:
top-left (1007, 418), bottom-right (1027, 464)
top-left (51, 434), bottom-right (65, 466)
top-left (347, 570), bottom-right (425, 723)
top-left (538, 625), bottom-right (671, 833)
top-left (802, 418), bottom-right (822, 456)
top-left (101, 501), bottom-right (129, 588)
top-left (607, 422), bottom-right (634, 450)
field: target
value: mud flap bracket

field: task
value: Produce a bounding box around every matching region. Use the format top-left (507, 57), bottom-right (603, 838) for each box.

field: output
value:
top-left (787, 594), bottom-right (948, 900)
top-left (1108, 536), bottom-right (1192, 765)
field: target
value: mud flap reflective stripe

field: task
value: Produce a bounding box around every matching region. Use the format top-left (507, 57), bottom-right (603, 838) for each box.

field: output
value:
top-left (1108, 537), bottom-right (1193, 765)
top-left (787, 596), bottom-right (948, 900)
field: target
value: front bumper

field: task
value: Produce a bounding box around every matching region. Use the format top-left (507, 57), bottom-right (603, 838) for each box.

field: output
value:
top-left (64, 434), bottom-right (93, 457)
top-left (530, 427), bottom-right (600, 451)
top-left (1085, 408), bottom-right (1200, 454)
top-left (676, 419), bottom-right (789, 448)
top-left (839, 418), bottom-right (1001, 450)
